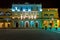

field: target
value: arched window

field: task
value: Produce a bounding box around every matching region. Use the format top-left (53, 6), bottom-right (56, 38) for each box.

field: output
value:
top-left (44, 14), bottom-right (48, 16)
top-left (5, 11), bottom-right (11, 16)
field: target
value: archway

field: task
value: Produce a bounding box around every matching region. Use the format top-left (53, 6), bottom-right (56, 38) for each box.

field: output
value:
top-left (35, 21), bottom-right (39, 28)
top-left (25, 21), bottom-right (29, 28)
top-left (16, 22), bottom-right (18, 28)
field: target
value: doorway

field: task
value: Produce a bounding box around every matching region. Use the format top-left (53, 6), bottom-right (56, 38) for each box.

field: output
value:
top-left (5, 22), bottom-right (10, 28)
top-left (0, 23), bottom-right (3, 28)
top-left (14, 21), bottom-right (19, 28)
top-left (35, 22), bottom-right (38, 28)
top-left (16, 22), bottom-right (18, 28)
top-left (25, 21), bottom-right (29, 28)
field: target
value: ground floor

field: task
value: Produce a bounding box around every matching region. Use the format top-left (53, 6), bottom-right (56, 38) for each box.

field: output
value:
top-left (12, 19), bottom-right (42, 29)
top-left (0, 19), bottom-right (59, 29)
top-left (42, 19), bottom-right (59, 28)
top-left (0, 22), bottom-right (13, 28)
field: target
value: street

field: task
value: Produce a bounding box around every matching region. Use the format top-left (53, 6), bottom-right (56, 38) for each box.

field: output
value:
top-left (0, 29), bottom-right (60, 40)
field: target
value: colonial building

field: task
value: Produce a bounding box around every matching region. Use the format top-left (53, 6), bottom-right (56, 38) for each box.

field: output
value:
top-left (11, 3), bottom-right (42, 29)
top-left (0, 3), bottom-right (59, 29)
top-left (42, 8), bottom-right (59, 29)
top-left (0, 8), bottom-right (13, 28)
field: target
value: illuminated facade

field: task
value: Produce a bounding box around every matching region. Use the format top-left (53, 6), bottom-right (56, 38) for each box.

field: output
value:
top-left (11, 3), bottom-right (42, 28)
top-left (0, 8), bottom-right (13, 28)
top-left (0, 3), bottom-right (59, 29)
top-left (42, 8), bottom-right (59, 29)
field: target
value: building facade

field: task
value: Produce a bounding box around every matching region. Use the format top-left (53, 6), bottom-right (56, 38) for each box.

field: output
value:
top-left (42, 8), bottom-right (59, 29)
top-left (0, 8), bottom-right (13, 28)
top-left (0, 3), bottom-right (59, 29)
top-left (11, 4), bottom-right (42, 29)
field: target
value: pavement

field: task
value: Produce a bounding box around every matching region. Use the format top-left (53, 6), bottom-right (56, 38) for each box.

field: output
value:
top-left (0, 29), bottom-right (60, 40)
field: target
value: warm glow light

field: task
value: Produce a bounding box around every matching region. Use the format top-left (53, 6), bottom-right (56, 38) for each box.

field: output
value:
top-left (21, 15), bottom-right (23, 19)
top-left (12, 17), bottom-right (15, 19)
top-left (8, 23), bottom-right (10, 24)
top-left (57, 20), bottom-right (59, 22)
top-left (57, 20), bottom-right (59, 27)
top-left (1, 23), bottom-right (3, 24)
top-left (34, 15), bottom-right (36, 19)
top-left (31, 15), bottom-right (33, 19)
top-left (48, 9), bottom-right (49, 11)
top-left (0, 23), bottom-right (3, 28)
top-left (50, 20), bottom-right (52, 23)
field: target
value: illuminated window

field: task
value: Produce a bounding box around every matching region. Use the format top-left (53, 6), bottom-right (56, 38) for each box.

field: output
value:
top-left (31, 15), bottom-right (33, 19)
top-left (28, 9), bottom-right (31, 11)
top-left (17, 9), bottom-right (20, 12)
top-left (0, 23), bottom-right (3, 28)
top-left (15, 7), bottom-right (17, 10)
top-left (43, 20), bottom-right (47, 25)
top-left (34, 15), bottom-right (36, 19)
top-left (23, 9), bottom-right (26, 12)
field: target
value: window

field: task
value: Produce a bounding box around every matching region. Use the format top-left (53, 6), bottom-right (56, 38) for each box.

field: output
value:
top-left (44, 14), bottom-right (48, 16)
top-left (50, 14), bottom-right (54, 16)
top-left (0, 11), bottom-right (4, 16)
top-left (5, 11), bottom-right (11, 16)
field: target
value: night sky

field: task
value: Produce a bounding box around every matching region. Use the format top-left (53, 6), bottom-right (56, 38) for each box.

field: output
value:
top-left (0, 0), bottom-right (60, 17)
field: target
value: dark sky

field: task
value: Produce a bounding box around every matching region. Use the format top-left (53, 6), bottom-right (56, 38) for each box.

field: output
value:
top-left (0, 0), bottom-right (60, 17)
top-left (0, 0), bottom-right (59, 8)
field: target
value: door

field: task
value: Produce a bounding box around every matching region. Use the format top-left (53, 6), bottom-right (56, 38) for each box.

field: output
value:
top-left (14, 21), bottom-right (19, 28)
top-left (35, 22), bottom-right (38, 28)
top-left (16, 22), bottom-right (18, 28)
top-left (25, 21), bottom-right (29, 28)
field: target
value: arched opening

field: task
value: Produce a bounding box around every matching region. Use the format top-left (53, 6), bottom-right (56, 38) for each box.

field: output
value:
top-left (14, 21), bottom-right (19, 28)
top-left (25, 21), bottom-right (29, 28)
top-left (16, 22), bottom-right (18, 28)
top-left (20, 21), bottom-right (24, 28)
top-left (35, 21), bottom-right (38, 28)
top-left (5, 22), bottom-right (11, 28)
top-left (30, 21), bottom-right (34, 28)
top-left (0, 23), bottom-right (4, 28)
